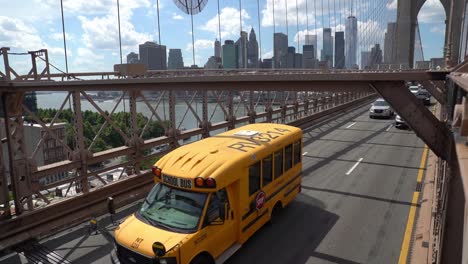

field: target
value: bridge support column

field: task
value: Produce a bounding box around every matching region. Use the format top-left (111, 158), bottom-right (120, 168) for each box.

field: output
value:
top-left (248, 91), bottom-right (256, 124)
top-left (72, 91), bottom-right (89, 193)
top-left (1, 92), bottom-right (34, 214)
top-left (167, 90), bottom-right (179, 149)
top-left (370, 82), bottom-right (452, 160)
top-left (129, 90), bottom-right (141, 175)
top-left (200, 90), bottom-right (211, 138)
top-left (227, 90), bottom-right (235, 129)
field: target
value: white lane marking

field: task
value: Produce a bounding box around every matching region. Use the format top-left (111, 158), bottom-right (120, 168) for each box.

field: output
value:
top-left (302, 152), bottom-right (308, 156)
top-left (346, 158), bottom-right (364, 175)
top-left (346, 122), bottom-right (356, 129)
top-left (386, 124), bottom-right (392, 131)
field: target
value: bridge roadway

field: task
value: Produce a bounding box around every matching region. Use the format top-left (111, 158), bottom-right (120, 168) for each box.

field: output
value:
top-left (1, 102), bottom-right (426, 264)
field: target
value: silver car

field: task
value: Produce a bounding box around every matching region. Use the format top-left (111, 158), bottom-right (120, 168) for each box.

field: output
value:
top-left (369, 99), bottom-right (394, 118)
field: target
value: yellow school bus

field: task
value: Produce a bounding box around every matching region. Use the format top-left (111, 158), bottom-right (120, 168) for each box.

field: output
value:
top-left (111, 123), bottom-right (302, 264)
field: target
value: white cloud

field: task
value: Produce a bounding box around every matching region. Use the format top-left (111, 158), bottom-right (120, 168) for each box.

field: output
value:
top-left (78, 6), bottom-right (151, 51)
top-left (186, 39), bottom-right (214, 52)
top-left (200, 7), bottom-right (251, 39)
top-left (430, 25), bottom-right (445, 34)
top-left (172, 13), bottom-right (184, 20)
top-left (263, 50), bottom-right (273, 58)
top-left (386, 0), bottom-right (397, 10)
top-left (50, 32), bottom-right (74, 41)
top-left (72, 48), bottom-right (106, 71)
top-left (0, 16), bottom-right (44, 51)
top-left (418, 0), bottom-right (446, 23)
top-left (39, 0), bottom-right (150, 15)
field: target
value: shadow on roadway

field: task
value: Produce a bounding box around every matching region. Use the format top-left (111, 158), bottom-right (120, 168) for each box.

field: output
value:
top-left (42, 202), bottom-right (142, 263)
top-left (303, 154), bottom-right (425, 171)
top-left (314, 138), bottom-right (424, 150)
top-left (301, 186), bottom-right (419, 207)
top-left (226, 195), bottom-right (358, 264)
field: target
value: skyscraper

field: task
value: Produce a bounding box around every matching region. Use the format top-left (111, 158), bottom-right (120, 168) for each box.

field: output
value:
top-left (168, 49), bottom-right (184, 69)
top-left (361, 51), bottom-right (371, 69)
top-left (214, 39), bottom-right (221, 58)
top-left (322, 28), bottom-right (333, 67)
top-left (302, 44), bottom-right (316, 68)
top-left (370, 44), bottom-right (383, 68)
top-left (222, 40), bottom-right (237, 69)
top-left (345, 16), bottom-right (358, 69)
top-left (139, 41), bottom-right (167, 70)
top-left (334, 32), bottom-right (345, 69)
top-left (286, 47), bottom-right (296, 68)
top-left (274, 33), bottom-right (288, 68)
top-left (384, 23), bottom-right (397, 64)
top-left (305, 34), bottom-right (318, 59)
top-left (247, 28), bottom-right (259, 68)
top-left (235, 31), bottom-right (248, 68)
top-left (126, 52), bottom-right (139, 64)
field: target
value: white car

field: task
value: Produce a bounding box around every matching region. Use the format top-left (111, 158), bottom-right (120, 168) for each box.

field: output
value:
top-left (369, 99), bottom-right (394, 118)
top-left (395, 114), bottom-right (407, 128)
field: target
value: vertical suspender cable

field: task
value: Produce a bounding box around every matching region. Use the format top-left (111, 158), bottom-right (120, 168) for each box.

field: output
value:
top-left (117, 0), bottom-right (123, 64)
top-left (191, 12), bottom-right (195, 66)
top-left (273, 0), bottom-right (276, 34)
top-left (314, 0), bottom-right (317, 59)
top-left (285, 0), bottom-right (288, 42)
top-left (156, 0), bottom-right (162, 68)
top-left (257, 0), bottom-right (262, 61)
top-left (60, 0), bottom-right (68, 74)
top-left (328, 0), bottom-right (331, 29)
top-left (217, 0), bottom-right (222, 44)
top-left (306, 0), bottom-right (309, 44)
top-left (239, 0), bottom-right (242, 34)
top-left (296, 0), bottom-right (300, 53)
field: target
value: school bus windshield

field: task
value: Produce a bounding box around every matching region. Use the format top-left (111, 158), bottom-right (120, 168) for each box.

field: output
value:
top-left (136, 183), bottom-right (207, 233)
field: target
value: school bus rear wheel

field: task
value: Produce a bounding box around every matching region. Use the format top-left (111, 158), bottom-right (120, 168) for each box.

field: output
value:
top-left (270, 202), bottom-right (282, 224)
top-left (190, 253), bottom-right (214, 264)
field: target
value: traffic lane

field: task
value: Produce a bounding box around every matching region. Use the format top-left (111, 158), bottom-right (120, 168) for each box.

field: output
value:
top-left (226, 195), bottom-right (343, 264)
top-left (228, 104), bottom-right (395, 264)
top-left (301, 115), bottom-right (423, 263)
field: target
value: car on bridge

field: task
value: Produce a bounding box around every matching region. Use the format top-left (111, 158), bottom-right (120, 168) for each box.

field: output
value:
top-left (395, 114), bottom-right (408, 129)
top-left (369, 98), bottom-right (394, 118)
top-left (409, 85), bottom-right (431, 105)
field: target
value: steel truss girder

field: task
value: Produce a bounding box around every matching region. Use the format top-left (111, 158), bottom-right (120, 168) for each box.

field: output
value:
top-left (370, 82), bottom-right (452, 160)
top-left (420, 80), bottom-right (446, 105)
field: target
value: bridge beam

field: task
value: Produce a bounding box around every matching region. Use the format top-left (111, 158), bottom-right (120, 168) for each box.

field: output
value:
top-left (420, 80), bottom-right (447, 104)
top-left (370, 82), bottom-right (453, 160)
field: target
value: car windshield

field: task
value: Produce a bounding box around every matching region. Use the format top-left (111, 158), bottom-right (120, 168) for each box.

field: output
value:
top-left (137, 183), bottom-right (207, 233)
top-left (373, 100), bottom-right (388, 106)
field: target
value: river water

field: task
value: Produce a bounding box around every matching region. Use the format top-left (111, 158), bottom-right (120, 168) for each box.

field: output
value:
top-left (36, 92), bottom-right (249, 133)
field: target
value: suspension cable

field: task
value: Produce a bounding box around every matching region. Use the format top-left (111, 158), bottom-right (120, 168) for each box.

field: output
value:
top-left (156, 0), bottom-right (162, 68)
top-left (296, 0), bottom-right (300, 53)
top-left (217, 0), bottom-right (222, 45)
top-left (306, 0), bottom-right (309, 44)
top-left (117, 0), bottom-right (123, 64)
top-left (257, 0), bottom-right (262, 61)
top-left (60, 0), bottom-right (68, 74)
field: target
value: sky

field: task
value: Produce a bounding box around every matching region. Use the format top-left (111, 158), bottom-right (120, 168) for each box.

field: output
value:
top-left (0, 0), bottom-right (447, 74)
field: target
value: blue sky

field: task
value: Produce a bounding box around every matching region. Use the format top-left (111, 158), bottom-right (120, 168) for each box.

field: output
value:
top-left (0, 0), bottom-right (447, 73)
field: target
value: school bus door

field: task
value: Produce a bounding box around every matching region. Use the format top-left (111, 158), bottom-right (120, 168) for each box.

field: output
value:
top-left (197, 188), bottom-right (236, 258)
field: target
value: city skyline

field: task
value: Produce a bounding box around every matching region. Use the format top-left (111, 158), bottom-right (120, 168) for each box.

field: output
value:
top-left (0, 0), bottom-right (446, 73)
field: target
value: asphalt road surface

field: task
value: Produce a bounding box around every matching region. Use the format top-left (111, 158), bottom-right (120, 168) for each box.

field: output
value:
top-left (1, 102), bottom-right (425, 264)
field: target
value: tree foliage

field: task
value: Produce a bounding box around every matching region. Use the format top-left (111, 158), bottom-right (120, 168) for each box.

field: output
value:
top-left (33, 108), bottom-right (167, 153)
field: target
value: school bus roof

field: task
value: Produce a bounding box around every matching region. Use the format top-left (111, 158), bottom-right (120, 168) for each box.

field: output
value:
top-left (155, 123), bottom-right (301, 186)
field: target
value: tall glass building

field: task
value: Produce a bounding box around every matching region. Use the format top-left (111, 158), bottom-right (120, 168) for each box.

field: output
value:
top-left (345, 16), bottom-right (358, 69)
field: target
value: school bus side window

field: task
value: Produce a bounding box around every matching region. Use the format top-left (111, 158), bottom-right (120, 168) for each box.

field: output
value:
top-left (285, 144), bottom-right (293, 171)
top-left (274, 150), bottom-right (283, 178)
top-left (249, 162), bottom-right (261, 196)
top-left (262, 155), bottom-right (273, 186)
top-left (293, 140), bottom-right (301, 165)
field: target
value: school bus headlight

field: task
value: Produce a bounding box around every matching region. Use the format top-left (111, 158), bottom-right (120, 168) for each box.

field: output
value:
top-left (152, 166), bottom-right (162, 179)
top-left (158, 257), bottom-right (177, 264)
